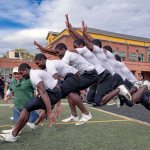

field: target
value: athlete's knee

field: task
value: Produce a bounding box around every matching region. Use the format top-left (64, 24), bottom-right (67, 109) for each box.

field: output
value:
top-left (86, 93), bottom-right (94, 103)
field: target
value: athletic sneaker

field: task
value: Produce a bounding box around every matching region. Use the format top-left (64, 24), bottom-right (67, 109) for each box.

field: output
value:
top-left (62, 115), bottom-right (79, 123)
top-left (10, 117), bottom-right (14, 121)
top-left (143, 80), bottom-right (150, 90)
top-left (76, 113), bottom-right (92, 125)
top-left (2, 128), bottom-right (21, 135)
top-left (134, 81), bottom-right (143, 89)
top-left (118, 85), bottom-right (132, 101)
top-left (26, 122), bottom-right (37, 130)
top-left (0, 132), bottom-right (18, 142)
top-left (113, 96), bottom-right (121, 108)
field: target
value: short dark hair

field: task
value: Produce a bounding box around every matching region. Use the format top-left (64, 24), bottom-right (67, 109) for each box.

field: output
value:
top-left (115, 55), bottom-right (121, 62)
top-left (55, 43), bottom-right (67, 50)
top-left (34, 53), bottom-right (47, 61)
top-left (18, 63), bottom-right (31, 71)
top-left (73, 39), bottom-right (85, 47)
top-left (92, 39), bottom-right (102, 48)
top-left (103, 45), bottom-right (113, 53)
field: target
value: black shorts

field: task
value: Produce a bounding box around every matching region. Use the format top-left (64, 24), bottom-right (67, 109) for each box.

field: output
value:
top-left (94, 70), bottom-right (113, 105)
top-left (122, 79), bottom-right (150, 109)
top-left (123, 79), bottom-right (134, 90)
top-left (112, 73), bottom-right (124, 89)
top-left (79, 69), bottom-right (99, 90)
top-left (60, 73), bottom-right (80, 98)
top-left (25, 87), bottom-right (61, 112)
top-left (86, 84), bottom-right (97, 103)
top-left (140, 91), bottom-right (150, 110)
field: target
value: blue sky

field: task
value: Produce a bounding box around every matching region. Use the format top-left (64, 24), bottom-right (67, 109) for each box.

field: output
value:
top-left (0, 18), bottom-right (28, 29)
top-left (0, 0), bottom-right (150, 54)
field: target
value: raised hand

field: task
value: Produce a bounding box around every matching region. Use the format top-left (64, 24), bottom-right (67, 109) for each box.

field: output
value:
top-left (65, 14), bottom-right (72, 30)
top-left (82, 20), bottom-right (87, 33)
top-left (34, 41), bottom-right (49, 53)
top-left (34, 41), bottom-right (43, 49)
top-left (65, 14), bottom-right (69, 24)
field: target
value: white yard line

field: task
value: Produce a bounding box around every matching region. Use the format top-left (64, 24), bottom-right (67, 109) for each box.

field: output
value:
top-left (0, 104), bottom-right (13, 106)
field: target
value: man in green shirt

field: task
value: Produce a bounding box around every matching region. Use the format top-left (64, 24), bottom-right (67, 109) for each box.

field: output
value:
top-left (4, 67), bottom-right (39, 124)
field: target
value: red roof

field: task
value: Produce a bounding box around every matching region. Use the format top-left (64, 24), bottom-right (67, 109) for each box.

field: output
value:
top-left (0, 58), bottom-right (37, 69)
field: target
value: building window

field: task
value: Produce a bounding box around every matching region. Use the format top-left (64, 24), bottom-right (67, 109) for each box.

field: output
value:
top-left (119, 52), bottom-right (126, 60)
top-left (114, 51), bottom-right (125, 60)
top-left (15, 52), bottom-right (19, 58)
top-left (130, 53), bottom-right (136, 61)
top-left (147, 50), bottom-right (150, 62)
top-left (138, 53), bottom-right (144, 62)
top-left (0, 68), bottom-right (12, 81)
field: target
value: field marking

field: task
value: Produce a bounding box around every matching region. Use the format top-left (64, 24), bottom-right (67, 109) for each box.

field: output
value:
top-left (53, 119), bottom-right (129, 125)
top-left (61, 103), bottom-right (150, 127)
top-left (0, 120), bottom-right (129, 128)
top-left (89, 107), bottom-right (150, 127)
top-left (0, 125), bottom-right (13, 128)
top-left (0, 104), bottom-right (13, 107)
top-left (0, 102), bottom-right (149, 127)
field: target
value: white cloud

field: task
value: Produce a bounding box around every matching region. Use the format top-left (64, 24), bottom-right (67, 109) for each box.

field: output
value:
top-left (0, 28), bottom-right (52, 54)
top-left (0, 0), bottom-right (150, 54)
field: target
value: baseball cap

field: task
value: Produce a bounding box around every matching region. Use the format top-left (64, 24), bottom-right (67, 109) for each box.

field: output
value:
top-left (12, 67), bottom-right (19, 73)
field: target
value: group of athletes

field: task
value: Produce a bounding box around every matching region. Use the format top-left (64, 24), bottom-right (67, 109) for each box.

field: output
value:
top-left (0, 15), bottom-right (149, 142)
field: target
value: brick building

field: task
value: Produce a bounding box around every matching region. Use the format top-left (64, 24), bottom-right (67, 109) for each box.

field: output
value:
top-left (0, 58), bottom-right (36, 81)
top-left (46, 28), bottom-right (150, 80)
top-left (0, 52), bottom-right (57, 81)
top-left (0, 49), bottom-right (36, 81)
top-left (1, 28), bottom-right (150, 81)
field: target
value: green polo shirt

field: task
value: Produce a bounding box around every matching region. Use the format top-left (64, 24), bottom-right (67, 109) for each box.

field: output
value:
top-left (9, 78), bottom-right (34, 109)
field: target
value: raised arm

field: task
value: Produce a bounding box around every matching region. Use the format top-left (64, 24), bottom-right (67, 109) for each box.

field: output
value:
top-left (65, 15), bottom-right (94, 51)
top-left (82, 20), bottom-right (94, 42)
top-left (34, 41), bottom-right (57, 56)
top-left (65, 14), bottom-right (83, 40)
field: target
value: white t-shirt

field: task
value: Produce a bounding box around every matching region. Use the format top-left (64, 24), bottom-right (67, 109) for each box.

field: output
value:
top-left (107, 59), bottom-right (126, 79)
top-left (92, 45), bottom-right (115, 75)
top-left (30, 69), bottom-right (57, 90)
top-left (108, 60), bottom-right (137, 82)
top-left (46, 59), bottom-right (78, 79)
top-left (116, 61), bottom-right (137, 82)
top-left (76, 46), bottom-right (105, 74)
top-left (62, 50), bottom-right (95, 75)
top-left (105, 51), bottom-right (115, 60)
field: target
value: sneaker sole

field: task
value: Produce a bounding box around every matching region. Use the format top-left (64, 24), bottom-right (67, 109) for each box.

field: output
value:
top-left (75, 121), bottom-right (86, 126)
top-left (124, 93), bottom-right (132, 101)
top-left (62, 119), bottom-right (79, 123)
top-left (2, 130), bottom-right (21, 135)
top-left (75, 117), bottom-right (92, 126)
top-left (120, 92), bottom-right (132, 101)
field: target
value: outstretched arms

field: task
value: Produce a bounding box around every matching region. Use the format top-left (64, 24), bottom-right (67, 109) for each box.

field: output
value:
top-left (34, 41), bottom-right (57, 56)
